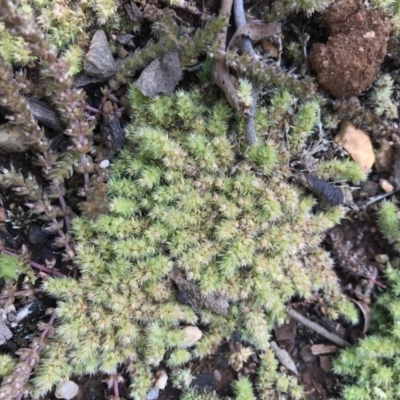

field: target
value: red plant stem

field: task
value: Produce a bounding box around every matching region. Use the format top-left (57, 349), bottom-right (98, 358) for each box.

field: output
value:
top-left (0, 288), bottom-right (42, 300)
top-left (30, 259), bottom-right (65, 278)
top-left (113, 376), bottom-right (119, 398)
top-left (57, 190), bottom-right (71, 232)
top-left (2, 249), bottom-right (65, 277)
top-left (41, 313), bottom-right (56, 338)
top-left (367, 277), bottom-right (386, 289)
top-left (85, 104), bottom-right (100, 114)
top-left (52, 217), bottom-right (73, 252)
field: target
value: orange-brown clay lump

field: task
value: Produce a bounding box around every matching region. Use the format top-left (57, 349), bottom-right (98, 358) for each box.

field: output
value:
top-left (309, 0), bottom-right (389, 98)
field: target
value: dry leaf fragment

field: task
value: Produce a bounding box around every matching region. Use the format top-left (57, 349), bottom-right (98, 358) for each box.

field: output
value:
top-left (227, 22), bottom-right (282, 50)
top-left (349, 298), bottom-right (371, 334)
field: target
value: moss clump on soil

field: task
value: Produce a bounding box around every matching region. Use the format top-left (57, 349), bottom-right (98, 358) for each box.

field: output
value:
top-left (31, 86), bottom-right (358, 399)
top-left (333, 201), bottom-right (400, 400)
top-left (333, 261), bottom-right (400, 400)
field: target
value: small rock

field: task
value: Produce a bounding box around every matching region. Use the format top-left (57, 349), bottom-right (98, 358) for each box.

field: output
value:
top-left (181, 326), bottom-right (203, 348)
top-left (375, 254), bottom-right (389, 263)
top-left (55, 380), bottom-right (79, 400)
top-left (375, 139), bottom-right (394, 172)
top-left (319, 356), bottom-right (331, 373)
top-left (300, 345), bottom-right (315, 363)
top-left (99, 159), bottom-right (110, 168)
top-left (363, 31), bottom-right (376, 39)
top-left (0, 124), bottom-right (30, 153)
top-left (360, 181), bottom-right (378, 197)
top-left (116, 33), bottom-right (134, 45)
top-left (213, 370), bottom-right (222, 381)
top-left (155, 370), bottom-right (168, 390)
top-left (334, 121), bottom-right (375, 171)
top-left (84, 30), bottom-right (117, 79)
top-left (379, 178), bottom-right (394, 193)
top-left (147, 387), bottom-right (159, 400)
top-left (136, 51), bottom-right (181, 98)
top-left (117, 44), bottom-right (129, 59)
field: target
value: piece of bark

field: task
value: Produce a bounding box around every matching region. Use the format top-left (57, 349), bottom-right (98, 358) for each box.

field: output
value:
top-left (124, 3), bottom-right (143, 22)
top-left (350, 298), bottom-right (371, 334)
top-left (101, 101), bottom-right (125, 160)
top-left (25, 97), bottom-right (64, 132)
top-left (295, 174), bottom-right (344, 205)
top-left (170, 268), bottom-right (229, 315)
top-left (270, 341), bottom-right (298, 375)
top-left (212, 0), bottom-right (251, 116)
top-left (310, 344), bottom-right (339, 355)
top-left (0, 319), bottom-right (12, 345)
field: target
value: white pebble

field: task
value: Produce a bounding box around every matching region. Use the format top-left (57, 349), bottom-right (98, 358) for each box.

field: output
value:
top-left (99, 159), bottom-right (110, 168)
top-left (55, 381), bottom-right (79, 399)
top-left (155, 370), bottom-right (168, 389)
top-left (147, 386), bottom-right (159, 400)
top-left (180, 326), bottom-right (202, 348)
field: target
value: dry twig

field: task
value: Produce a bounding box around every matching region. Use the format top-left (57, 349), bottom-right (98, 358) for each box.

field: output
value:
top-left (287, 308), bottom-right (350, 347)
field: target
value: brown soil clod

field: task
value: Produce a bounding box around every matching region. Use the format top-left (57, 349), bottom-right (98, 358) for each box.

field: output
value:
top-left (309, 0), bottom-right (389, 98)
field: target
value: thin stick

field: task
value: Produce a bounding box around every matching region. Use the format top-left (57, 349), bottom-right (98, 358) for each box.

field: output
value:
top-left (233, 0), bottom-right (259, 146)
top-left (212, 0), bottom-right (245, 116)
top-left (360, 190), bottom-right (399, 210)
top-left (287, 308), bottom-right (350, 347)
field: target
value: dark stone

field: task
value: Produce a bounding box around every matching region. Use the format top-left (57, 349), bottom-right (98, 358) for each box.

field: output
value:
top-left (305, 174), bottom-right (344, 206)
top-left (191, 374), bottom-right (215, 390)
top-left (0, 229), bottom-right (17, 249)
top-left (28, 223), bottom-right (52, 244)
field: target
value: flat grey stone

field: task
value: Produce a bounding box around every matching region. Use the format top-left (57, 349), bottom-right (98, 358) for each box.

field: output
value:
top-left (84, 30), bottom-right (117, 79)
top-left (135, 51), bottom-right (181, 98)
